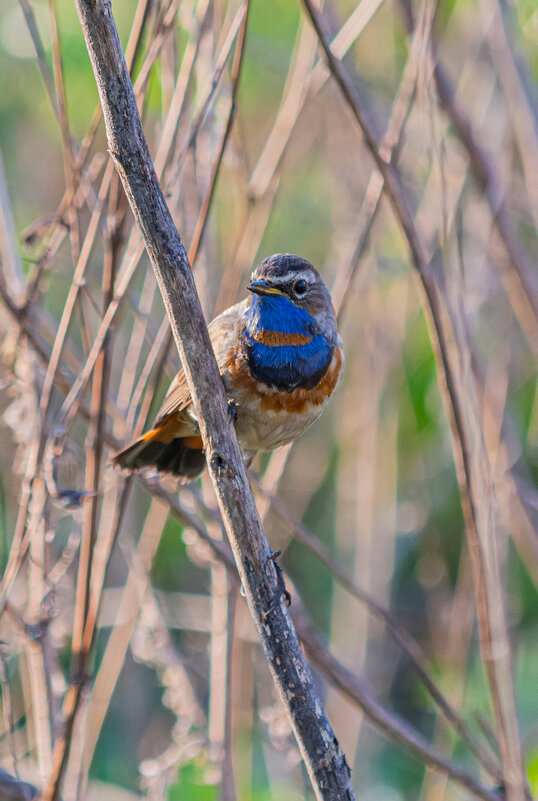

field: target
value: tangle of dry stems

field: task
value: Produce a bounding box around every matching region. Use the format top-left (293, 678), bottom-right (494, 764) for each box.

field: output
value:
top-left (0, 0), bottom-right (534, 799)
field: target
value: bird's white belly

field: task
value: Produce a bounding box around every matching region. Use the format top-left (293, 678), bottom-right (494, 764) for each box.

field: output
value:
top-left (235, 396), bottom-right (326, 452)
top-left (222, 343), bottom-right (344, 453)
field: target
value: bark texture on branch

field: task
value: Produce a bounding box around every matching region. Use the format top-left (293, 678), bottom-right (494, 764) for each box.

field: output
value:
top-left (71, 2), bottom-right (354, 799)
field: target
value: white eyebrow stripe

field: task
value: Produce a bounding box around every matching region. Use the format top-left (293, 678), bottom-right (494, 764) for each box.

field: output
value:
top-left (269, 270), bottom-right (316, 285)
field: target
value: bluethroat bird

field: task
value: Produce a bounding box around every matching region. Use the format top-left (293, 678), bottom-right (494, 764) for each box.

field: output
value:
top-left (113, 253), bottom-right (344, 478)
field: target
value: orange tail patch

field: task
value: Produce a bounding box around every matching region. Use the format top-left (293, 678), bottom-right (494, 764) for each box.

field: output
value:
top-left (141, 414), bottom-right (183, 445)
top-left (183, 435), bottom-right (203, 449)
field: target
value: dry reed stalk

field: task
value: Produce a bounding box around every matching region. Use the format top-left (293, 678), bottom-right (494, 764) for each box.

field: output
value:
top-left (419, 548), bottom-right (476, 801)
top-left (300, 2), bottom-right (527, 797)
top-left (46, 0), bottom-right (80, 263)
top-left (81, 498), bottom-right (171, 775)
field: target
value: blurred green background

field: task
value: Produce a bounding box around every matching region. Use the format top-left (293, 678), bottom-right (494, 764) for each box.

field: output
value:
top-left (0, 0), bottom-right (537, 799)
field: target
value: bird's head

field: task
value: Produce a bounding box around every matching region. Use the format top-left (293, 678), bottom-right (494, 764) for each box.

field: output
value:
top-left (247, 254), bottom-right (335, 335)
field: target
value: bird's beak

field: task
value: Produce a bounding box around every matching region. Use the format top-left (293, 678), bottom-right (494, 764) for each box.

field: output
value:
top-left (247, 280), bottom-right (284, 297)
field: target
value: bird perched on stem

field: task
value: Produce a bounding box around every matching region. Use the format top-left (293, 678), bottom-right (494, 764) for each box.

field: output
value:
top-left (113, 253), bottom-right (344, 479)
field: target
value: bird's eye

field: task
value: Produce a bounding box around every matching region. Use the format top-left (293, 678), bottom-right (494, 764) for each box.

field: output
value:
top-left (293, 278), bottom-right (307, 296)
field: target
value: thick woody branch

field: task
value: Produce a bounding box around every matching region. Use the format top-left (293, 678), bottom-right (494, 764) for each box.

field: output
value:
top-left (66, 2), bottom-right (355, 801)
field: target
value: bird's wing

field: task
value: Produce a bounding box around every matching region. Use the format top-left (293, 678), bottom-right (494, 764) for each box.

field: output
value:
top-left (153, 299), bottom-right (247, 427)
top-left (152, 371), bottom-right (192, 429)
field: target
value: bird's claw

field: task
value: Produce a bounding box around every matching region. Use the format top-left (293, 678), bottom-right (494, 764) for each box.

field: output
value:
top-left (227, 398), bottom-right (238, 424)
top-left (264, 550), bottom-right (291, 620)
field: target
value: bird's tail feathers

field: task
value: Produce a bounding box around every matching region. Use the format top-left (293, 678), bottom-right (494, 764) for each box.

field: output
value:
top-left (112, 417), bottom-right (205, 479)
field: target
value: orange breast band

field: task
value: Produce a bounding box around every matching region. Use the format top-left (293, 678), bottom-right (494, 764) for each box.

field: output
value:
top-left (248, 329), bottom-right (312, 347)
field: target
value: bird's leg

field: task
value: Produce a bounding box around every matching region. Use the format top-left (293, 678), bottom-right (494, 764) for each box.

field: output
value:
top-left (264, 550), bottom-right (292, 620)
top-left (227, 398), bottom-right (238, 425)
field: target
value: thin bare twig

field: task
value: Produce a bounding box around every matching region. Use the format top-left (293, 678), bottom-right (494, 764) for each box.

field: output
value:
top-left (0, 650), bottom-right (20, 782)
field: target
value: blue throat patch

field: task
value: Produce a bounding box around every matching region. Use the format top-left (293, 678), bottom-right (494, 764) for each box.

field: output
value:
top-left (244, 294), bottom-right (333, 391)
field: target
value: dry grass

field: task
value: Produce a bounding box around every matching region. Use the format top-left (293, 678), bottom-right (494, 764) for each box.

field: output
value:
top-left (0, 0), bottom-right (536, 798)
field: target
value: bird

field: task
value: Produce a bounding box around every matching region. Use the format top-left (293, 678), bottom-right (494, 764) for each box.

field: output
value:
top-left (113, 253), bottom-right (344, 479)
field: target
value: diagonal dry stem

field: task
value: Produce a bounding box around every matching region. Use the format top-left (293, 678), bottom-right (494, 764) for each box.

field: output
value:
top-left (299, 2), bottom-right (527, 798)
